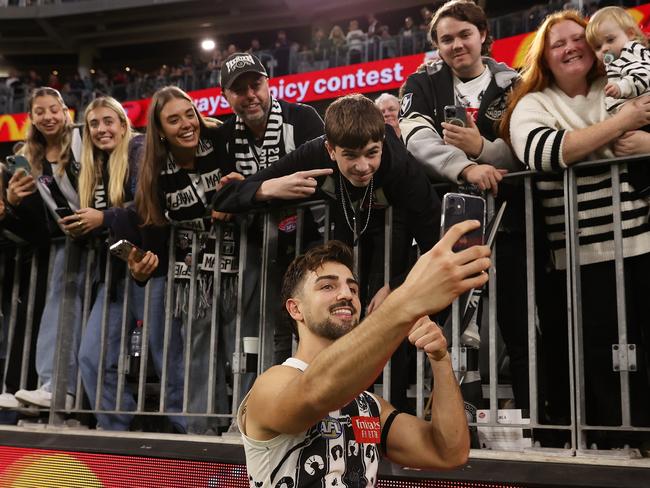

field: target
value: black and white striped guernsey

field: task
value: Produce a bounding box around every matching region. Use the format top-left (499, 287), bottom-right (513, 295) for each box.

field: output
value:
top-left (509, 78), bottom-right (650, 269)
top-left (238, 358), bottom-right (382, 488)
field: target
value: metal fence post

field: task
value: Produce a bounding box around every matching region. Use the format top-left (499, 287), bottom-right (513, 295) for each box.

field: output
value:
top-left (49, 239), bottom-right (82, 425)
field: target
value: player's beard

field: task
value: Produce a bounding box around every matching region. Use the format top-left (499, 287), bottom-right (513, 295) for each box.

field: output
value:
top-left (306, 300), bottom-right (359, 340)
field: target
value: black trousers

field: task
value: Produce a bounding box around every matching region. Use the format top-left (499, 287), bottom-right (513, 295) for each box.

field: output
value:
top-left (494, 230), bottom-right (554, 411)
top-left (539, 252), bottom-right (650, 427)
top-left (2, 246), bottom-right (48, 394)
top-left (360, 208), bottom-right (416, 413)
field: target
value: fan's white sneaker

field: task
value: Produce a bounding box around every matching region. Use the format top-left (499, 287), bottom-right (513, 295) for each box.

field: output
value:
top-left (15, 387), bottom-right (52, 407)
top-left (15, 388), bottom-right (75, 410)
top-left (0, 392), bottom-right (21, 409)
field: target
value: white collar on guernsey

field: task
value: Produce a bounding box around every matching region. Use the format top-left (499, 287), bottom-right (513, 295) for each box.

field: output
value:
top-left (282, 357), bottom-right (308, 372)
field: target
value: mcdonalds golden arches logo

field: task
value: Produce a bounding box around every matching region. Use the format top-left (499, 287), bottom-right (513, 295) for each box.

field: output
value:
top-left (0, 115), bottom-right (31, 144)
top-left (0, 452), bottom-right (102, 488)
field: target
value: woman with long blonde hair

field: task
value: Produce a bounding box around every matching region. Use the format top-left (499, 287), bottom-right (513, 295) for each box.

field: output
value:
top-left (78, 97), bottom-right (134, 211)
top-left (72, 96), bottom-right (180, 431)
top-left (502, 9), bottom-right (650, 437)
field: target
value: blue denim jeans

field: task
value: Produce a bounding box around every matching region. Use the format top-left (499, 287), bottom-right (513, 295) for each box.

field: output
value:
top-left (35, 241), bottom-right (86, 395)
top-left (78, 274), bottom-right (186, 431)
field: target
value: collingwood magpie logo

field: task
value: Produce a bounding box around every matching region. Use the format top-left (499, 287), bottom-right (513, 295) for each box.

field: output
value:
top-left (226, 54), bottom-right (255, 73)
top-left (485, 94), bottom-right (507, 121)
top-left (400, 93), bottom-right (413, 116)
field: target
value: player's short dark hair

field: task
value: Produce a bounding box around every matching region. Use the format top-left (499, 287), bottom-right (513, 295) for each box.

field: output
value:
top-left (325, 94), bottom-right (385, 149)
top-left (280, 241), bottom-right (355, 338)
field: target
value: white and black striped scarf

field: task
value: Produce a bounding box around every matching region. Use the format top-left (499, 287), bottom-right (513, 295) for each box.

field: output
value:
top-left (160, 137), bottom-right (221, 226)
top-left (233, 97), bottom-right (285, 176)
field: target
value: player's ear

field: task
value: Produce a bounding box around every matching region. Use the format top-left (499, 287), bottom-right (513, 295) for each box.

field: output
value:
top-left (286, 298), bottom-right (304, 322)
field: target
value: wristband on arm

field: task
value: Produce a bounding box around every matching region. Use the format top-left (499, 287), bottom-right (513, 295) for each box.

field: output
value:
top-left (380, 409), bottom-right (402, 456)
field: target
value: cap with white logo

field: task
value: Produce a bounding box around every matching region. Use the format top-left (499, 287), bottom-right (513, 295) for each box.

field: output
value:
top-left (220, 52), bottom-right (268, 90)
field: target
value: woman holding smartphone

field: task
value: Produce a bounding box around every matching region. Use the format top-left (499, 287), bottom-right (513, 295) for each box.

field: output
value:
top-left (7, 87), bottom-right (85, 410)
top-left (130, 86), bottom-right (248, 434)
top-left (0, 153), bottom-right (53, 411)
top-left (73, 97), bottom-right (186, 432)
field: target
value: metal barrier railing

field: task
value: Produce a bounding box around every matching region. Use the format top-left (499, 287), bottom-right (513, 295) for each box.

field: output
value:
top-left (564, 154), bottom-right (650, 452)
top-left (1, 162), bottom-right (649, 457)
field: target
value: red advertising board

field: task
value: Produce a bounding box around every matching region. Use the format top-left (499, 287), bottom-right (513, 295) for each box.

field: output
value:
top-left (0, 445), bottom-right (248, 488)
top-left (3, 3), bottom-right (650, 143)
top-left (0, 445), bottom-right (525, 488)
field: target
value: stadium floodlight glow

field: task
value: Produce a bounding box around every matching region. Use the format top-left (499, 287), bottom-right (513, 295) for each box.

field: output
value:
top-left (201, 39), bottom-right (216, 51)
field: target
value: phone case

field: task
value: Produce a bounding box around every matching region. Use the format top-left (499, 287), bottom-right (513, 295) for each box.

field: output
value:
top-left (443, 105), bottom-right (467, 127)
top-left (441, 193), bottom-right (485, 252)
top-left (8, 155), bottom-right (31, 174)
top-left (109, 240), bottom-right (145, 263)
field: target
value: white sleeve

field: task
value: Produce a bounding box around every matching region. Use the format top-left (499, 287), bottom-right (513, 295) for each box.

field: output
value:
top-left (509, 94), bottom-right (566, 172)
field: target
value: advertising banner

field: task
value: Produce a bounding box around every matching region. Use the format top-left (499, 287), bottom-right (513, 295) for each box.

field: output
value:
top-left (0, 445), bottom-right (527, 488)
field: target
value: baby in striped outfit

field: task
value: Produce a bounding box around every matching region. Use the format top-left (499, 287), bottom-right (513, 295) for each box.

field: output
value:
top-left (586, 6), bottom-right (650, 113)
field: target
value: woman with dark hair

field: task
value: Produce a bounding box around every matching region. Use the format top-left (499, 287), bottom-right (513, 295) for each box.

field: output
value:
top-left (129, 86), bottom-right (248, 434)
top-left (502, 10), bottom-right (650, 436)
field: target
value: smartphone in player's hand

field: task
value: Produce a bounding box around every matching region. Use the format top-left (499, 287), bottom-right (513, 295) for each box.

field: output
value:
top-left (441, 192), bottom-right (485, 252)
top-left (6, 155), bottom-right (31, 177)
top-left (109, 239), bottom-right (146, 263)
top-left (443, 105), bottom-right (468, 128)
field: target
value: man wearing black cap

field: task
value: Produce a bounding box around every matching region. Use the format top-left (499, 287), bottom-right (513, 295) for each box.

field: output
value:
top-left (219, 52), bottom-right (324, 178)
top-left (217, 53), bottom-right (325, 365)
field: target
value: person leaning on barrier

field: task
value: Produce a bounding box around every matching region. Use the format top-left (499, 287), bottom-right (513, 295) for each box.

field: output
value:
top-left (127, 86), bottom-right (242, 435)
top-left (73, 97), bottom-right (186, 432)
top-left (8, 87), bottom-right (86, 411)
top-left (216, 52), bottom-right (325, 364)
top-left (213, 93), bottom-right (441, 290)
top-left (0, 152), bottom-right (55, 411)
top-left (214, 94), bottom-right (441, 416)
top-left (501, 9), bottom-right (650, 436)
top-left (239, 224), bottom-right (491, 486)
top-left (400, 0), bottom-right (519, 195)
top-left (399, 0), bottom-right (542, 413)
top-left (0, 161), bottom-right (48, 246)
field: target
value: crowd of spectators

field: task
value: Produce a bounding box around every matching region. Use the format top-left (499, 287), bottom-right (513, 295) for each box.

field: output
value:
top-left (0, 0), bottom-right (649, 455)
top-left (0, 0), bottom-right (622, 117)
